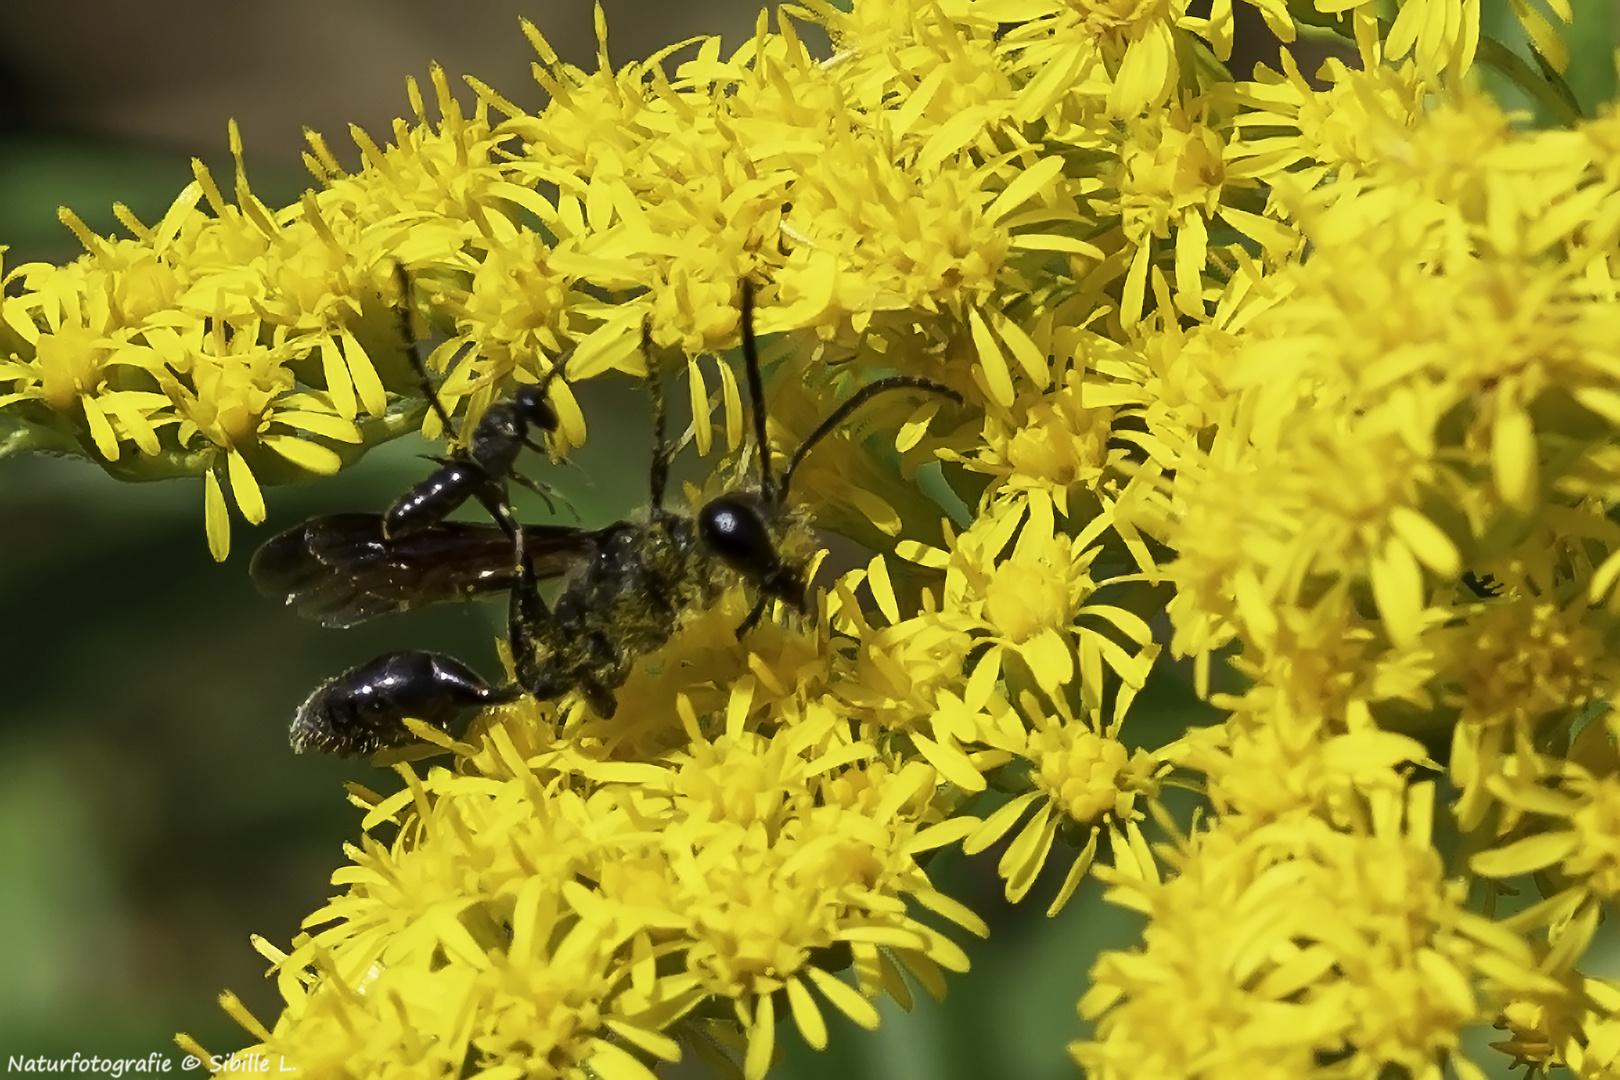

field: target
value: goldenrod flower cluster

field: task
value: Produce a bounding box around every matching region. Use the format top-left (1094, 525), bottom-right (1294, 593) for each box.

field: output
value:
top-left (9, 0), bottom-right (1620, 1074)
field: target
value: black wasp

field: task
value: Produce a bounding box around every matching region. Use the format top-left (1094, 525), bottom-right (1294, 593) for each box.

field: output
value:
top-left (383, 263), bottom-right (569, 542)
top-left (253, 282), bottom-right (961, 756)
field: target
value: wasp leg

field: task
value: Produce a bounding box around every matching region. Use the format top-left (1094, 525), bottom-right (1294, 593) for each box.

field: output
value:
top-left (506, 465), bottom-right (582, 522)
top-left (735, 595), bottom-right (770, 639)
top-left (470, 482), bottom-right (524, 545)
top-left (508, 513), bottom-right (559, 693)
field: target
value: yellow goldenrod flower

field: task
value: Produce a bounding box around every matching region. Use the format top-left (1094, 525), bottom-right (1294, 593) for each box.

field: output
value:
top-left (2, 0), bottom-right (1611, 1071)
top-left (901, 497), bottom-right (1154, 699)
top-left (951, 350), bottom-right (1163, 525)
top-left (1076, 785), bottom-right (1562, 1080)
top-left (963, 676), bottom-right (1165, 913)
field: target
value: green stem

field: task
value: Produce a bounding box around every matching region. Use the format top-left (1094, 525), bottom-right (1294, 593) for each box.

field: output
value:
top-left (1476, 34), bottom-right (1583, 126)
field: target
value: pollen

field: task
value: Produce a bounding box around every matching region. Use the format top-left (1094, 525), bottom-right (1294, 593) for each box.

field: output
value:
top-left (1451, 599), bottom-right (1605, 730)
top-left (985, 554), bottom-right (1073, 643)
top-left (1031, 726), bottom-right (1132, 823)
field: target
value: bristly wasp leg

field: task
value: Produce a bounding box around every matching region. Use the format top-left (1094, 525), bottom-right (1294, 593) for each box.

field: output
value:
top-left (507, 467), bottom-right (572, 520)
top-left (507, 507), bottom-right (559, 705)
top-left (470, 483), bottom-right (524, 548)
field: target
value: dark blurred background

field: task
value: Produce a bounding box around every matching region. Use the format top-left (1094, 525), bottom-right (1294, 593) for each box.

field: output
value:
top-left (1, 0), bottom-right (1595, 1076)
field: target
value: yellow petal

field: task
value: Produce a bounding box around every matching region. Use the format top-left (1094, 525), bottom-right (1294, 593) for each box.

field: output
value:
top-left (1173, 213), bottom-right (1208, 317)
top-left (274, 409), bottom-right (361, 442)
top-left (1000, 801), bottom-right (1056, 902)
top-left (991, 308), bottom-right (1051, 389)
top-left (568, 307), bottom-right (643, 379)
top-left (602, 1017), bottom-right (681, 1064)
top-left (985, 155), bottom-right (1065, 224)
top-left (205, 468), bottom-right (230, 562)
top-left (1218, 205), bottom-right (1297, 256)
top-left (742, 988), bottom-right (775, 1080)
top-left (849, 487), bottom-right (901, 536)
top-left (716, 350), bottom-right (743, 452)
top-left (80, 394), bottom-right (119, 460)
top-left (1595, 549), bottom-right (1620, 607)
top-left (262, 435), bottom-right (341, 475)
top-left (1020, 627), bottom-right (1075, 693)
top-left (319, 334), bottom-right (357, 420)
top-left (918, 105), bottom-right (987, 173)
top-left (99, 391), bottom-right (161, 456)
top-left (1388, 506), bottom-right (1460, 578)
top-left (1008, 233), bottom-right (1105, 259)
top-left (894, 539), bottom-right (949, 568)
top-left (340, 329), bottom-right (388, 418)
top-left (588, 1038), bottom-right (661, 1080)
top-left (911, 732), bottom-right (985, 792)
top-left (1121, 242), bottom-right (1150, 328)
top-left (968, 306), bottom-right (1014, 407)
top-left (1047, 830), bottom-right (1099, 916)
top-left (895, 398), bottom-right (943, 452)
top-left (805, 965), bottom-right (880, 1030)
top-left (867, 554), bottom-right (899, 624)
top-left (227, 449), bottom-right (266, 524)
top-left (964, 790), bottom-right (1040, 854)
top-left (1369, 536), bottom-right (1424, 647)
top-left (685, 355), bottom-right (714, 457)
top-left (910, 886), bottom-right (990, 937)
top-left (1492, 402), bottom-right (1537, 512)
top-left (1470, 830), bottom-right (1579, 878)
top-left (785, 976), bottom-right (827, 1050)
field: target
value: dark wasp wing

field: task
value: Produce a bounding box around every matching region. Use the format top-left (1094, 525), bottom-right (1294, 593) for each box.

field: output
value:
top-left (251, 512), bottom-right (596, 628)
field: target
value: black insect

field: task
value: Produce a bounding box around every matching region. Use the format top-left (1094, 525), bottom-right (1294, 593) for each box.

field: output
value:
top-left (258, 282), bottom-right (960, 756)
top-left (384, 263), bottom-right (568, 542)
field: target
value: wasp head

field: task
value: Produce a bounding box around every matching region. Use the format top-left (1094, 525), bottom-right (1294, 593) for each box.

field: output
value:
top-left (698, 493), bottom-right (808, 613)
top-left (510, 382), bottom-right (559, 434)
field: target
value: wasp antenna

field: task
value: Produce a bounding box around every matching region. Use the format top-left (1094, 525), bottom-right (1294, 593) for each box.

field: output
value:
top-left (541, 346), bottom-right (573, 392)
top-left (740, 280), bottom-right (775, 501)
top-left (393, 260), bottom-right (460, 441)
top-left (778, 375), bottom-right (962, 499)
top-left (644, 319), bottom-right (674, 513)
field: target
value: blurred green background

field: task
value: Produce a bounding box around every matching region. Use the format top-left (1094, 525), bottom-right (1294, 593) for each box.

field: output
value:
top-left (0, 0), bottom-right (1610, 1076)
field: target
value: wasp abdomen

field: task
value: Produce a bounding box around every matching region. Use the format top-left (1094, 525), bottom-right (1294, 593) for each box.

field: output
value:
top-left (385, 462), bottom-right (489, 538)
top-left (290, 650), bottom-right (518, 756)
